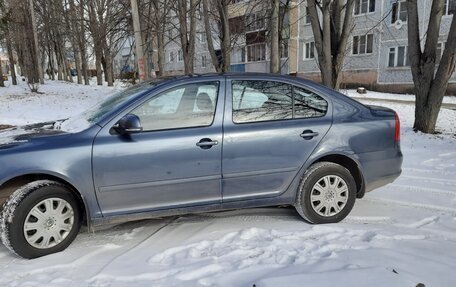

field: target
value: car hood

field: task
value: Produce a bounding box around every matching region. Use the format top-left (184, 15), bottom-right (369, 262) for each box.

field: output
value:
top-left (0, 120), bottom-right (69, 149)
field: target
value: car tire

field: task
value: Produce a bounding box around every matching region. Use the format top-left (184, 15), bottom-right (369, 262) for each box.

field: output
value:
top-left (0, 180), bottom-right (81, 259)
top-left (295, 162), bottom-right (356, 224)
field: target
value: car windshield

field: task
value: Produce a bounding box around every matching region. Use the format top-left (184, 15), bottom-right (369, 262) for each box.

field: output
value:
top-left (57, 79), bottom-right (173, 133)
top-left (85, 82), bottom-right (156, 124)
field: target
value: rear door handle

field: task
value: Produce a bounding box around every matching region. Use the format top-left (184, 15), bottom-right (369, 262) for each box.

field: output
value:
top-left (196, 138), bottom-right (218, 149)
top-left (300, 130), bottom-right (319, 140)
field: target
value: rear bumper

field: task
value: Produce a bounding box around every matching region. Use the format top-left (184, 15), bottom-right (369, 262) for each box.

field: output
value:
top-left (358, 148), bottom-right (403, 195)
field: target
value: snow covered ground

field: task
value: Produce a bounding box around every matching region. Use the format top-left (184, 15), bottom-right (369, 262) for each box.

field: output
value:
top-left (342, 88), bottom-right (456, 105)
top-left (0, 80), bottom-right (456, 287)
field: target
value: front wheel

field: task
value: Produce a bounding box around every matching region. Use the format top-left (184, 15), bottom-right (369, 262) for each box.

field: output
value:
top-left (0, 180), bottom-right (81, 259)
top-left (295, 162), bottom-right (357, 224)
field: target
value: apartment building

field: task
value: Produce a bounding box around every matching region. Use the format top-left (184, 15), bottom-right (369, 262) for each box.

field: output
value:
top-left (297, 0), bottom-right (455, 93)
top-left (160, 0), bottom-right (455, 94)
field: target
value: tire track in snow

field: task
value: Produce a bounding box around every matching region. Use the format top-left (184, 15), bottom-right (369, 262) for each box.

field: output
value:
top-left (89, 216), bottom-right (178, 281)
top-left (363, 197), bottom-right (456, 214)
top-left (388, 183), bottom-right (456, 196)
top-left (399, 174), bottom-right (456, 185)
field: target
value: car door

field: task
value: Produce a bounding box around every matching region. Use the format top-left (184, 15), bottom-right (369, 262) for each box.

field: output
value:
top-left (222, 77), bottom-right (332, 201)
top-left (92, 79), bottom-right (224, 216)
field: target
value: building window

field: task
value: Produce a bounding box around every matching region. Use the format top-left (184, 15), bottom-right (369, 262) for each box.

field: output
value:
top-left (444, 0), bottom-right (456, 15)
top-left (303, 41), bottom-right (315, 59)
top-left (391, 1), bottom-right (407, 23)
top-left (231, 47), bottom-right (245, 63)
top-left (354, 0), bottom-right (375, 15)
top-left (169, 51), bottom-right (175, 63)
top-left (247, 43), bottom-right (266, 62)
top-left (304, 6), bottom-right (311, 24)
top-left (388, 46), bottom-right (410, 67)
top-left (246, 12), bottom-right (266, 32)
top-left (281, 42), bottom-right (289, 58)
top-left (201, 55), bottom-right (207, 68)
top-left (178, 49), bottom-right (183, 62)
top-left (168, 27), bottom-right (176, 41)
top-left (353, 34), bottom-right (374, 54)
top-left (199, 32), bottom-right (206, 43)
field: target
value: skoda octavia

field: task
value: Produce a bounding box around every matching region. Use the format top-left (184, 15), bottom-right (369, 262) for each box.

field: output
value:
top-left (0, 74), bottom-right (402, 258)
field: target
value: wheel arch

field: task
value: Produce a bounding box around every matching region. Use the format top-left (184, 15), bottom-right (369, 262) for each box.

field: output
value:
top-left (0, 173), bottom-right (91, 229)
top-left (309, 153), bottom-right (365, 198)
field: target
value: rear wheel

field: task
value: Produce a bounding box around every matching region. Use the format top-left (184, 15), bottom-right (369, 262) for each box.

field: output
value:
top-left (0, 180), bottom-right (81, 258)
top-left (296, 162), bottom-right (356, 224)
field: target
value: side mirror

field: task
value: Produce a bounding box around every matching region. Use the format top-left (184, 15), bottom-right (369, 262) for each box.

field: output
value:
top-left (113, 114), bottom-right (143, 135)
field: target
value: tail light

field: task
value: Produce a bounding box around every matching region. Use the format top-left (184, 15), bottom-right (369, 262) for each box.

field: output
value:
top-left (394, 112), bottom-right (400, 142)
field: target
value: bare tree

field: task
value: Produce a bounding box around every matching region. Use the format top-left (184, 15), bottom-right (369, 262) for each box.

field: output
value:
top-left (307, 0), bottom-right (355, 89)
top-left (8, 0), bottom-right (42, 90)
top-left (407, 0), bottom-right (456, 134)
top-left (269, 0), bottom-right (280, 73)
top-left (176, 0), bottom-right (199, 75)
top-left (202, 0), bottom-right (232, 72)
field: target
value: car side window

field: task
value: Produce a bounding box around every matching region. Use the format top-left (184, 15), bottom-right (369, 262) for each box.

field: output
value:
top-left (293, 86), bottom-right (328, 118)
top-left (232, 80), bottom-right (293, 123)
top-left (132, 81), bottom-right (219, 131)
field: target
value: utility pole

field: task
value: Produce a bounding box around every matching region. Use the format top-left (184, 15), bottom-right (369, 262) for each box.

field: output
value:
top-left (130, 0), bottom-right (146, 82)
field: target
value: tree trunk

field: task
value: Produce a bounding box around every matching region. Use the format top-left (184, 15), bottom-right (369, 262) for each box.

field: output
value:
top-left (29, 0), bottom-right (44, 84)
top-left (5, 28), bottom-right (17, 85)
top-left (270, 0), bottom-right (280, 73)
top-left (177, 0), bottom-right (197, 75)
top-left (307, 0), bottom-right (354, 90)
top-left (104, 45), bottom-right (114, 86)
top-left (202, 0), bottom-right (221, 72)
top-left (77, 0), bottom-right (89, 85)
top-left (131, 0), bottom-right (146, 81)
top-left (217, 0), bottom-right (231, 72)
top-left (0, 65), bottom-right (4, 87)
top-left (407, 0), bottom-right (456, 133)
top-left (156, 29), bottom-right (165, 76)
top-left (67, 0), bottom-right (82, 84)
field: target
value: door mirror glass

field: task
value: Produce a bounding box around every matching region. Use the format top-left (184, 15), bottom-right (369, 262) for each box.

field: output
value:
top-left (113, 114), bottom-right (143, 135)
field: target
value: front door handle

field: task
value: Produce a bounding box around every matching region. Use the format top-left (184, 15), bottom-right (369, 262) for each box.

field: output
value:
top-left (196, 138), bottom-right (218, 149)
top-left (300, 130), bottom-right (319, 140)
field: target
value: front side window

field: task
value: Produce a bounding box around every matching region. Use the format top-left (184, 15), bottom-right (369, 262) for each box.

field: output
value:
top-left (132, 82), bottom-right (219, 131)
top-left (232, 80), bottom-right (327, 124)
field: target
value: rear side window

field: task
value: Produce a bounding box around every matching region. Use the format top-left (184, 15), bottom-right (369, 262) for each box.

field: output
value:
top-left (232, 81), bottom-right (292, 123)
top-left (232, 80), bottom-right (327, 123)
top-left (294, 86), bottom-right (328, 118)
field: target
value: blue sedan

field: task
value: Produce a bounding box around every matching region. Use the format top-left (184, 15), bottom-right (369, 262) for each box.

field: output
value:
top-left (0, 73), bottom-right (402, 258)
